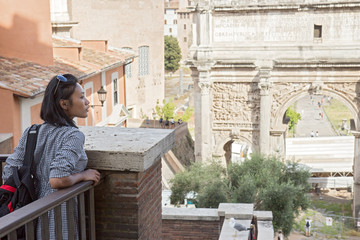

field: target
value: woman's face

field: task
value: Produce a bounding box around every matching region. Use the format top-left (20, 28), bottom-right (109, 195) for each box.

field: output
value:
top-left (63, 83), bottom-right (90, 119)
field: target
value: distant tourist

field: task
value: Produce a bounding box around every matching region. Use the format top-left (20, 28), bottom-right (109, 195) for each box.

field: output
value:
top-left (178, 118), bottom-right (183, 125)
top-left (305, 218), bottom-right (312, 237)
top-left (165, 118), bottom-right (169, 128)
top-left (159, 117), bottom-right (163, 128)
top-left (310, 131), bottom-right (315, 137)
top-left (146, 117), bottom-right (150, 127)
top-left (170, 118), bottom-right (175, 128)
top-left (316, 131), bottom-right (319, 137)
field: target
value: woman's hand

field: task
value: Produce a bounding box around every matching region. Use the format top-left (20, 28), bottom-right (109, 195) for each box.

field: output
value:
top-left (49, 169), bottom-right (100, 189)
top-left (82, 169), bottom-right (101, 186)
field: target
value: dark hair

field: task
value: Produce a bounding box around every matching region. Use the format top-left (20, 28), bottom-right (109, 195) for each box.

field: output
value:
top-left (40, 74), bottom-right (79, 127)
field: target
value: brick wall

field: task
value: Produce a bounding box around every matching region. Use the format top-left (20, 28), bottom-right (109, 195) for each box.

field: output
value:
top-left (94, 159), bottom-right (162, 240)
top-left (162, 219), bottom-right (220, 240)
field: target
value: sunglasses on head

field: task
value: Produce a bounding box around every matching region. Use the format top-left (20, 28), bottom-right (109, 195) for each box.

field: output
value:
top-left (54, 74), bottom-right (68, 95)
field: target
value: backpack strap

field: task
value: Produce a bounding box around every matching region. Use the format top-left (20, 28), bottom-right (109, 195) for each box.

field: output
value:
top-left (23, 124), bottom-right (41, 168)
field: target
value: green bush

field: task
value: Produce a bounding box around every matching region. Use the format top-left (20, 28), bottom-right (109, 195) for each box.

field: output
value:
top-left (170, 154), bottom-right (311, 237)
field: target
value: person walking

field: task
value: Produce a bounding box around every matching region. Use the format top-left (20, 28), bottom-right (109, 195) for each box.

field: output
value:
top-left (2, 74), bottom-right (100, 239)
top-left (159, 117), bottom-right (163, 128)
top-left (165, 117), bottom-right (170, 129)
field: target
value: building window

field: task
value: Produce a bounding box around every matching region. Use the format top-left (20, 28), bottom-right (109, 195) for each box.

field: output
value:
top-left (123, 47), bottom-right (132, 79)
top-left (169, 28), bottom-right (172, 33)
top-left (314, 25), bottom-right (322, 38)
top-left (180, 13), bottom-right (183, 19)
top-left (173, 19), bottom-right (177, 24)
top-left (184, 24), bottom-right (186, 30)
top-left (165, 19), bottom-right (167, 24)
top-left (187, 13), bottom-right (190, 19)
top-left (113, 77), bottom-right (118, 105)
top-left (139, 46), bottom-right (149, 76)
top-left (184, 37), bottom-right (187, 42)
top-left (125, 63), bottom-right (132, 79)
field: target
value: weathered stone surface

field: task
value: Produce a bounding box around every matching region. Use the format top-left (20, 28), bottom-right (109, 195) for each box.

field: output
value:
top-left (254, 211), bottom-right (273, 221)
top-left (189, 0), bottom-right (360, 163)
top-left (218, 203), bottom-right (253, 219)
top-left (80, 126), bottom-right (175, 171)
top-left (162, 208), bottom-right (219, 221)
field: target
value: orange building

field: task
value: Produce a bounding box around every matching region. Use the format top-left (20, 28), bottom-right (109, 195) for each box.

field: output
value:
top-left (0, 0), bottom-right (135, 150)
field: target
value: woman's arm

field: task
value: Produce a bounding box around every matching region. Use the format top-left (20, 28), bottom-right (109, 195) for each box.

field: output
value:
top-left (2, 127), bottom-right (29, 181)
top-left (49, 168), bottom-right (100, 189)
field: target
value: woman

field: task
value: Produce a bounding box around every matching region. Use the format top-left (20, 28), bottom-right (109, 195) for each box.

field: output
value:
top-left (2, 74), bottom-right (100, 239)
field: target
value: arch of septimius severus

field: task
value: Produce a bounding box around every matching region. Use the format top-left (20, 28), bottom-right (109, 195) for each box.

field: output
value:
top-left (187, 0), bottom-right (360, 217)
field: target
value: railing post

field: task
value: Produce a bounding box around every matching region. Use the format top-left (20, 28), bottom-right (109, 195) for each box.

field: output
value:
top-left (81, 127), bottom-right (175, 240)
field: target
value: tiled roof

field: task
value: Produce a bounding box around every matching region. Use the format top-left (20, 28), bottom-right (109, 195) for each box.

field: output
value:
top-left (0, 56), bottom-right (86, 97)
top-left (53, 38), bottom-right (134, 69)
top-left (0, 38), bottom-right (135, 98)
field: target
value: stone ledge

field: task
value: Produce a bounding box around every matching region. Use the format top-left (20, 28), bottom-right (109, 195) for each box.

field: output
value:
top-left (0, 133), bottom-right (12, 143)
top-left (254, 211), bottom-right (273, 221)
top-left (162, 208), bottom-right (219, 221)
top-left (218, 203), bottom-right (253, 219)
top-left (80, 127), bottom-right (175, 172)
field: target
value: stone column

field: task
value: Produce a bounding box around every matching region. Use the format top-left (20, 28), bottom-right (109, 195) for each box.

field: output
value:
top-left (80, 127), bottom-right (175, 240)
top-left (270, 129), bottom-right (286, 159)
top-left (258, 68), bottom-right (271, 155)
top-left (353, 131), bottom-right (360, 220)
top-left (194, 70), bottom-right (212, 162)
top-left (189, 3), bottom-right (213, 162)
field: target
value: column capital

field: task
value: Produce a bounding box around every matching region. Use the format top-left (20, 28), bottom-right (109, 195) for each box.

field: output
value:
top-left (258, 79), bottom-right (270, 96)
top-left (258, 67), bottom-right (271, 96)
top-left (198, 81), bottom-right (211, 95)
top-left (352, 131), bottom-right (360, 138)
top-left (270, 129), bottom-right (285, 137)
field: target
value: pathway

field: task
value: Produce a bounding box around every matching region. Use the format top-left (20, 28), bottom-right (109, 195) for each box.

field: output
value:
top-left (294, 95), bottom-right (336, 137)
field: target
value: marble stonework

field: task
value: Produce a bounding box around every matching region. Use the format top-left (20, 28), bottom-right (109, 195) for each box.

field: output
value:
top-left (187, 0), bottom-right (360, 218)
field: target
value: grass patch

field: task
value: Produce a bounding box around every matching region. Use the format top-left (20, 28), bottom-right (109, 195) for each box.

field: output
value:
top-left (323, 99), bottom-right (353, 135)
top-left (311, 199), bottom-right (352, 216)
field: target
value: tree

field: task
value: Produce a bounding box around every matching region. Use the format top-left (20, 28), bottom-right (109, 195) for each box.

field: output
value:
top-left (164, 36), bottom-right (182, 72)
top-left (155, 98), bottom-right (194, 122)
top-left (176, 106), bottom-right (194, 122)
top-left (286, 107), bottom-right (301, 131)
top-left (155, 99), bottom-right (176, 119)
top-left (170, 161), bottom-right (228, 208)
top-left (170, 154), bottom-right (311, 236)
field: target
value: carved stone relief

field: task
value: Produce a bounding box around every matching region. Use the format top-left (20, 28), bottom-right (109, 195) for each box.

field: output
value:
top-left (326, 82), bottom-right (357, 100)
top-left (212, 82), bottom-right (260, 125)
top-left (271, 82), bottom-right (310, 119)
top-left (271, 82), bottom-right (360, 127)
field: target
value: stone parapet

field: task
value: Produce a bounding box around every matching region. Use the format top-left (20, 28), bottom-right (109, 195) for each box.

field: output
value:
top-left (80, 127), bottom-right (174, 240)
top-left (81, 127), bottom-right (175, 171)
top-left (163, 208), bottom-right (219, 221)
top-left (162, 208), bottom-right (220, 240)
top-left (218, 203), bottom-right (254, 219)
top-left (0, 133), bottom-right (13, 154)
top-left (162, 203), bottom-right (274, 240)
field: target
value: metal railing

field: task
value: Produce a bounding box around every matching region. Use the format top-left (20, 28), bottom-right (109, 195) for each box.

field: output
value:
top-left (0, 177), bottom-right (96, 240)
